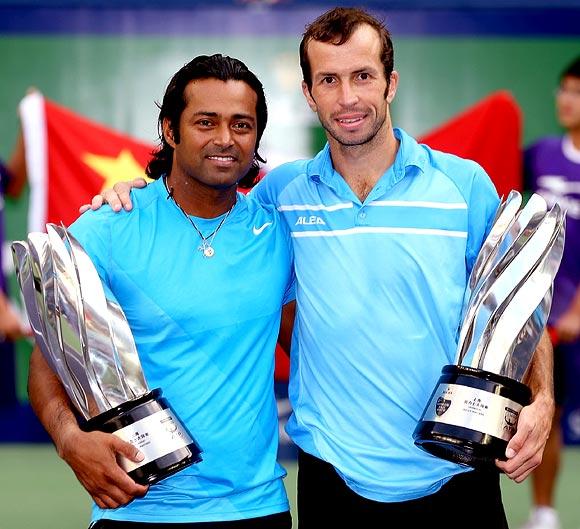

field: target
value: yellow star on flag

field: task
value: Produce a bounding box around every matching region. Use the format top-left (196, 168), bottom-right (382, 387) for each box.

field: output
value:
top-left (82, 149), bottom-right (151, 191)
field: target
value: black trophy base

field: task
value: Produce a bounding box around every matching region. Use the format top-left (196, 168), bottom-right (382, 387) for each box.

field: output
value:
top-left (413, 365), bottom-right (531, 468)
top-left (82, 388), bottom-right (202, 485)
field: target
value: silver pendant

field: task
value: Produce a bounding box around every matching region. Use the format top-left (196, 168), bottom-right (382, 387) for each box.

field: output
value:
top-left (203, 246), bottom-right (215, 258)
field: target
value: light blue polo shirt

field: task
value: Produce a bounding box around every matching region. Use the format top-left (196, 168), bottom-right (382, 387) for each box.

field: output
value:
top-left (69, 177), bottom-right (294, 523)
top-left (252, 128), bottom-right (499, 502)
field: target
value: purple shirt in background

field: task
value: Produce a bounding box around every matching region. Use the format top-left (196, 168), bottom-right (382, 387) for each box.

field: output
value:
top-left (525, 135), bottom-right (580, 325)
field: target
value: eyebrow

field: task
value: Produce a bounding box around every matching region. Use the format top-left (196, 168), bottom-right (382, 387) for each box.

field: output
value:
top-left (315, 67), bottom-right (379, 78)
top-left (193, 111), bottom-right (255, 122)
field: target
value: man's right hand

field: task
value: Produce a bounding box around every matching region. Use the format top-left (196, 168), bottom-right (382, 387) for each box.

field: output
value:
top-left (79, 178), bottom-right (147, 214)
top-left (57, 425), bottom-right (149, 509)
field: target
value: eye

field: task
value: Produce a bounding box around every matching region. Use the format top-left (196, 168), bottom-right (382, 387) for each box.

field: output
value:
top-left (196, 119), bottom-right (213, 127)
top-left (322, 76), bottom-right (335, 85)
top-left (233, 122), bottom-right (253, 130)
top-left (357, 72), bottom-right (371, 81)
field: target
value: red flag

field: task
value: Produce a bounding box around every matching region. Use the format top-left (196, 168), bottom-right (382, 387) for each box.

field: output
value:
top-left (19, 91), bottom-right (154, 232)
top-left (418, 90), bottom-right (522, 198)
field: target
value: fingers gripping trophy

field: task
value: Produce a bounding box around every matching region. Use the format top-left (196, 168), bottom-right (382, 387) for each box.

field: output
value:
top-left (414, 191), bottom-right (565, 467)
top-left (12, 224), bottom-right (202, 484)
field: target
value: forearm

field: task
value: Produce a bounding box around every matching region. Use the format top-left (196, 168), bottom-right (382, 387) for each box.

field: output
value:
top-left (28, 346), bottom-right (80, 455)
top-left (525, 330), bottom-right (554, 410)
top-left (28, 347), bottom-right (148, 508)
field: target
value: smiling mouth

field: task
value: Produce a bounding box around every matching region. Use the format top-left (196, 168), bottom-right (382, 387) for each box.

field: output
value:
top-left (335, 114), bottom-right (367, 128)
top-left (207, 155), bottom-right (237, 162)
top-left (338, 117), bottom-right (363, 123)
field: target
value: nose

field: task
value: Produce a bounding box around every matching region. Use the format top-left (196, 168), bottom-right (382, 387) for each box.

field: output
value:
top-left (338, 81), bottom-right (359, 107)
top-left (213, 124), bottom-right (233, 147)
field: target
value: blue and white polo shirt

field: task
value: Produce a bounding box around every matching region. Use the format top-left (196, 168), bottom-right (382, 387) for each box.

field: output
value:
top-left (252, 127), bottom-right (499, 502)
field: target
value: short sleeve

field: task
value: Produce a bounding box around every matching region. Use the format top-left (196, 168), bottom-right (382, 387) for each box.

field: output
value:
top-left (251, 160), bottom-right (308, 208)
top-left (465, 164), bottom-right (500, 276)
top-left (251, 170), bottom-right (279, 207)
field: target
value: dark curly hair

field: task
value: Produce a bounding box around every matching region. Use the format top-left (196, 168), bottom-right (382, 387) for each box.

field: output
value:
top-left (146, 54), bottom-right (268, 189)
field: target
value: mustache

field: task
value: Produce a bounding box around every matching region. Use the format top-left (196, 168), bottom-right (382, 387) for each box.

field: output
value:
top-left (331, 108), bottom-right (368, 118)
top-left (204, 147), bottom-right (241, 159)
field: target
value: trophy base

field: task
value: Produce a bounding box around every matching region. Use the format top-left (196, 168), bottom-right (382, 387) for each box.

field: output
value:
top-left (83, 388), bottom-right (202, 485)
top-left (413, 365), bottom-right (531, 468)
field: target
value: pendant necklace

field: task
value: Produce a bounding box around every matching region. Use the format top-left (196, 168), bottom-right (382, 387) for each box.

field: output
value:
top-left (163, 176), bottom-right (235, 258)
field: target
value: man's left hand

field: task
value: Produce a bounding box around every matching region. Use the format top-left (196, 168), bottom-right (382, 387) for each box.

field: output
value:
top-left (495, 393), bottom-right (553, 482)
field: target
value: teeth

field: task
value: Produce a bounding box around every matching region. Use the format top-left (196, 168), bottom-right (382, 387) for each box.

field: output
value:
top-left (339, 118), bottom-right (362, 124)
top-left (208, 156), bottom-right (235, 161)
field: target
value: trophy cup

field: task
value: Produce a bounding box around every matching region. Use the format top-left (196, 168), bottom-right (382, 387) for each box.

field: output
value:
top-left (413, 191), bottom-right (565, 467)
top-left (12, 224), bottom-right (202, 484)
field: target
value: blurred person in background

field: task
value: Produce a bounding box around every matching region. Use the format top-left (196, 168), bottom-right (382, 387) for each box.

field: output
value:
top-left (0, 128), bottom-right (30, 406)
top-left (521, 55), bottom-right (580, 529)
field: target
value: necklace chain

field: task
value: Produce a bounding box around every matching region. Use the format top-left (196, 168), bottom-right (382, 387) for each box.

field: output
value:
top-left (163, 176), bottom-right (235, 258)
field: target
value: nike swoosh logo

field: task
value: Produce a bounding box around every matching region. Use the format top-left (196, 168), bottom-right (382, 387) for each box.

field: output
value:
top-left (253, 222), bottom-right (273, 235)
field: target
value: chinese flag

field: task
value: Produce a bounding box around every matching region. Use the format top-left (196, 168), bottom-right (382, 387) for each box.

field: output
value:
top-left (19, 91), bottom-right (154, 233)
top-left (418, 90), bottom-right (522, 198)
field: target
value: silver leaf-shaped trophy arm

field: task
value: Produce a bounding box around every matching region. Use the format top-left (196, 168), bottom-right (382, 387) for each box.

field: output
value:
top-left (466, 190), bottom-right (522, 298)
top-left (106, 299), bottom-right (149, 398)
top-left (459, 203), bottom-right (563, 371)
top-left (25, 232), bottom-right (90, 418)
top-left (479, 213), bottom-right (565, 374)
top-left (11, 241), bottom-right (52, 363)
top-left (500, 288), bottom-right (553, 381)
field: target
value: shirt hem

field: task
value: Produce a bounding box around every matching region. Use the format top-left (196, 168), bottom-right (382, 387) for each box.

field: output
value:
top-left (340, 466), bottom-right (472, 503)
top-left (93, 501), bottom-right (290, 524)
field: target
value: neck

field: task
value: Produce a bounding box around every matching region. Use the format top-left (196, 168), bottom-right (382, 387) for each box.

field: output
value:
top-left (165, 174), bottom-right (237, 218)
top-left (569, 127), bottom-right (580, 150)
top-left (329, 124), bottom-right (399, 202)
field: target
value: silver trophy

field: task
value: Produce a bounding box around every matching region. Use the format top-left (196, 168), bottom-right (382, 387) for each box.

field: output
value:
top-left (12, 224), bottom-right (202, 484)
top-left (413, 191), bottom-right (565, 467)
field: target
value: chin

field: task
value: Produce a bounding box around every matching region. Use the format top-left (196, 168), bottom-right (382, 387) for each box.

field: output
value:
top-left (209, 180), bottom-right (239, 190)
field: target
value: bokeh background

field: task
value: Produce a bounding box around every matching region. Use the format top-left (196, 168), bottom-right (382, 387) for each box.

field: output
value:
top-left (1, 1), bottom-right (579, 527)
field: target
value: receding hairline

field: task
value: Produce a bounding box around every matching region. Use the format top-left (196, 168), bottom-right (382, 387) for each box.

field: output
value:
top-left (303, 21), bottom-right (381, 51)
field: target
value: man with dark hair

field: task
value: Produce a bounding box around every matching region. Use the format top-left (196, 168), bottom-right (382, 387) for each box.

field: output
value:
top-left (520, 55), bottom-right (580, 529)
top-left (28, 54), bottom-right (294, 528)
top-left (93, 8), bottom-right (554, 527)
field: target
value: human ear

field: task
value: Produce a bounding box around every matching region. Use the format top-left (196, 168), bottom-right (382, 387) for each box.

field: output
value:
top-left (302, 81), bottom-right (318, 113)
top-left (162, 118), bottom-right (177, 148)
top-left (386, 71), bottom-right (399, 104)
